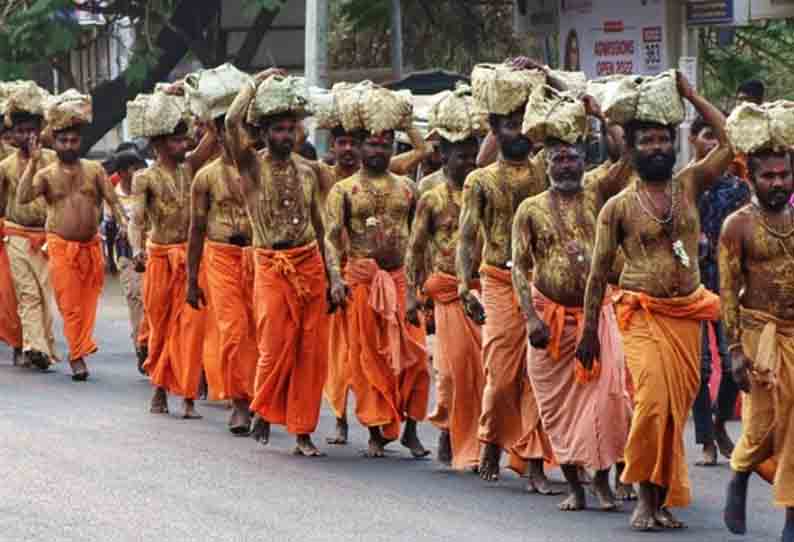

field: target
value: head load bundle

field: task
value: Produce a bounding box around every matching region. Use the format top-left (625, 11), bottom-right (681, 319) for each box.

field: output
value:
top-left (46, 89), bottom-right (92, 132)
top-left (3, 81), bottom-right (50, 127)
top-left (246, 74), bottom-right (313, 126)
top-left (726, 101), bottom-right (794, 154)
top-left (184, 63), bottom-right (253, 121)
top-left (471, 63), bottom-right (546, 115)
top-left (585, 69), bottom-right (685, 126)
top-left (127, 90), bottom-right (189, 139)
top-left (522, 85), bottom-right (587, 144)
top-left (426, 84), bottom-right (487, 143)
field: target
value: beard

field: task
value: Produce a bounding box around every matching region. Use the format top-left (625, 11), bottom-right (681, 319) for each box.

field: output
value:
top-left (633, 148), bottom-right (676, 183)
top-left (57, 150), bottom-right (79, 164)
top-left (500, 136), bottom-right (532, 161)
top-left (550, 172), bottom-right (583, 193)
top-left (338, 151), bottom-right (358, 169)
top-left (363, 155), bottom-right (388, 173)
top-left (760, 188), bottom-right (793, 211)
top-left (268, 138), bottom-right (294, 158)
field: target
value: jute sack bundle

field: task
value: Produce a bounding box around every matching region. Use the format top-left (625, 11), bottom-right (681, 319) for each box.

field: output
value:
top-left (46, 89), bottom-right (92, 131)
top-left (471, 63), bottom-right (545, 115)
top-left (246, 74), bottom-right (312, 126)
top-left (548, 69), bottom-right (587, 97)
top-left (127, 92), bottom-right (187, 138)
top-left (184, 63), bottom-right (253, 121)
top-left (360, 86), bottom-right (413, 134)
top-left (426, 84), bottom-right (487, 143)
top-left (726, 101), bottom-right (794, 154)
top-left (313, 81), bottom-right (371, 131)
top-left (586, 70), bottom-right (685, 126)
top-left (3, 81), bottom-right (50, 127)
top-left (522, 85), bottom-right (587, 144)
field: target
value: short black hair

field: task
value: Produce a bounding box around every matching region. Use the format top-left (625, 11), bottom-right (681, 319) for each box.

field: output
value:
top-left (331, 125), bottom-right (366, 143)
top-left (53, 124), bottom-right (84, 138)
top-left (150, 120), bottom-right (188, 144)
top-left (115, 141), bottom-right (138, 153)
top-left (9, 111), bottom-right (43, 128)
top-left (624, 120), bottom-right (677, 149)
top-left (737, 79), bottom-right (765, 102)
top-left (114, 150), bottom-right (146, 171)
top-left (690, 116), bottom-right (709, 138)
top-left (213, 114), bottom-right (226, 133)
top-left (748, 148), bottom-right (791, 181)
top-left (439, 136), bottom-right (479, 157)
top-left (260, 112), bottom-right (297, 130)
top-left (298, 140), bottom-right (317, 161)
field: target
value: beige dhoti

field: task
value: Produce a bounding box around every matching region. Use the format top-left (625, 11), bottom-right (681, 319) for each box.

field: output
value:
top-left (118, 256), bottom-right (145, 350)
top-left (5, 222), bottom-right (58, 359)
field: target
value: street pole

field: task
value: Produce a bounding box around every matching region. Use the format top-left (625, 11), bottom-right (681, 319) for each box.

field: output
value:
top-left (305, 0), bottom-right (329, 153)
top-left (390, 0), bottom-right (403, 81)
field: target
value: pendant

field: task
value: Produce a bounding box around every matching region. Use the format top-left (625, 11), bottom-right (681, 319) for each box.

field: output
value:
top-left (365, 216), bottom-right (380, 228)
top-left (672, 240), bottom-right (690, 268)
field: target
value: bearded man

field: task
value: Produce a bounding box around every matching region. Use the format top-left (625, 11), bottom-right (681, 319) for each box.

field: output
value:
top-left (576, 72), bottom-right (730, 531)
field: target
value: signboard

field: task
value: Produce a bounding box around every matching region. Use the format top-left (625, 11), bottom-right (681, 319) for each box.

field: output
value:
top-left (558, 0), bottom-right (668, 78)
top-left (686, 1), bottom-right (733, 25)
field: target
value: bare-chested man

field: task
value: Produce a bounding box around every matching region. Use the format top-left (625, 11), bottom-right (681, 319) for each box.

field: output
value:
top-left (576, 72), bottom-right (730, 531)
top-left (187, 112), bottom-right (257, 436)
top-left (325, 122), bottom-right (431, 459)
top-left (721, 149), bottom-right (794, 542)
top-left (0, 109), bottom-right (58, 370)
top-left (512, 127), bottom-right (633, 511)
top-left (299, 121), bottom-right (432, 446)
top-left (406, 132), bottom-right (482, 468)
top-left (17, 110), bottom-right (127, 381)
top-left (130, 102), bottom-right (217, 417)
top-left (456, 86), bottom-right (555, 491)
top-left (226, 71), bottom-right (330, 456)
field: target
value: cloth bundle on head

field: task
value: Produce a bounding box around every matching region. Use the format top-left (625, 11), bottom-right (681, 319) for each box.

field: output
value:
top-left (522, 85), bottom-right (587, 144)
top-left (726, 101), bottom-right (794, 154)
top-left (246, 75), bottom-right (312, 126)
top-left (3, 81), bottom-right (50, 127)
top-left (548, 69), bottom-right (588, 98)
top-left (314, 81), bottom-right (368, 131)
top-left (471, 63), bottom-right (546, 115)
top-left (126, 91), bottom-right (188, 138)
top-left (586, 70), bottom-right (685, 126)
top-left (184, 63), bottom-right (253, 121)
top-left (426, 84), bottom-right (487, 143)
top-left (46, 89), bottom-right (92, 132)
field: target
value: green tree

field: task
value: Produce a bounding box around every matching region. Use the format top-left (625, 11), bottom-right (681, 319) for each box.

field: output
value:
top-left (0, 0), bottom-right (286, 152)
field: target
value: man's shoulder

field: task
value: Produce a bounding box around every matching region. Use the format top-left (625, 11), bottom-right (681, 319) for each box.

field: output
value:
top-left (194, 156), bottom-right (223, 180)
top-left (722, 203), bottom-right (755, 232)
top-left (80, 158), bottom-right (105, 175)
top-left (417, 169), bottom-right (446, 194)
top-left (518, 190), bottom-right (549, 216)
top-left (132, 164), bottom-right (160, 188)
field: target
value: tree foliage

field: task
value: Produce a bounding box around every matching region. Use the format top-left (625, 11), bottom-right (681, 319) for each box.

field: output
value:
top-left (699, 20), bottom-right (794, 105)
top-left (329, 0), bottom-right (523, 75)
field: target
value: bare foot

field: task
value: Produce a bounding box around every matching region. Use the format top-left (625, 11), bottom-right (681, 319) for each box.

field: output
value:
top-left (136, 345), bottom-right (148, 375)
top-left (294, 434), bottom-right (326, 457)
top-left (592, 470), bottom-right (619, 511)
top-left (362, 427), bottom-right (389, 458)
top-left (326, 417), bottom-right (349, 445)
top-left (558, 488), bottom-right (587, 511)
top-left (250, 415), bottom-right (270, 445)
top-left (578, 466), bottom-right (593, 484)
top-left (527, 460), bottom-right (562, 495)
top-left (400, 419), bottom-right (430, 458)
top-left (724, 472), bottom-right (750, 535)
top-left (149, 388), bottom-right (169, 414)
top-left (479, 443), bottom-right (501, 481)
top-left (613, 462), bottom-right (636, 501)
top-left (70, 358), bottom-right (89, 381)
top-left (182, 399), bottom-right (202, 419)
top-left (437, 431), bottom-right (452, 466)
top-left (228, 400), bottom-right (251, 435)
top-left (655, 507), bottom-right (686, 529)
top-left (696, 441), bottom-right (718, 466)
top-left (630, 502), bottom-right (659, 532)
top-left (715, 421), bottom-right (735, 459)
top-left (28, 350), bottom-right (50, 372)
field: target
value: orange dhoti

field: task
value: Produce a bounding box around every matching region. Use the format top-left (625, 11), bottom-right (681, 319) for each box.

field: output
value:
top-left (250, 242), bottom-right (329, 435)
top-left (46, 234), bottom-right (104, 361)
top-left (529, 286), bottom-right (629, 470)
top-left (616, 286), bottom-right (720, 508)
top-left (478, 265), bottom-right (553, 472)
top-left (0, 220), bottom-right (22, 349)
top-left (730, 307), bottom-right (794, 507)
top-left (203, 241), bottom-right (257, 402)
top-left (345, 259), bottom-right (430, 441)
top-left (324, 308), bottom-right (350, 419)
top-left (142, 242), bottom-right (206, 399)
top-left (425, 272), bottom-right (484, 470)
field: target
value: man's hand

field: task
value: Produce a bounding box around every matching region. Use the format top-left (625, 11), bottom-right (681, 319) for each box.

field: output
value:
top-left (575, 327), bottom-right (601, 370)
top-left (582, 94), bottom-right (604, 121)
top-left (676, 70), bottom-right (696, 101)
top-left (507, 56), bottom-right (544, 72)
top-left (731, 348), bottom-right (751, 393)
top-left (406, 294), bottom-right (421, 327)
top-left (186, 281), bottom-right (207, 310)
top-left (27, 134), bottom-right (42, 163)
top-left (162, 81), bottom-right (185, 96)
top-left (328, 277), bottom-right (350, 312)
top-left (255, 67), bottom-right (288, 84)
top-left (460, 290), bottom-right (486, 325)
top-left (527, 317), bottom-right (551, 349)
top-left (132, 252), bottom-right (147, 272)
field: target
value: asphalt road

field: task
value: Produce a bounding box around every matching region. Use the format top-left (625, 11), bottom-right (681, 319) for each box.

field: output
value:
top-left (0, 277), bottom-right (783, 542)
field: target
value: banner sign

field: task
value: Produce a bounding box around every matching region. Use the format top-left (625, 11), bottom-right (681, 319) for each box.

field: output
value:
top-left (687, 1), bottom-right (734, 26)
